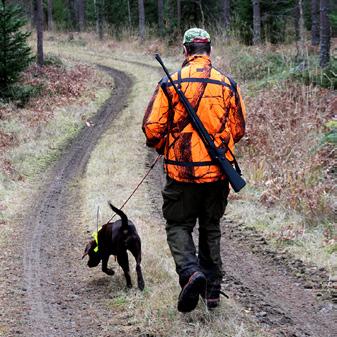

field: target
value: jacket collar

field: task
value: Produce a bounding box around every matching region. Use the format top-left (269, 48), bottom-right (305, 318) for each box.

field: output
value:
top-left (182, 55), bottom-right (212, 68)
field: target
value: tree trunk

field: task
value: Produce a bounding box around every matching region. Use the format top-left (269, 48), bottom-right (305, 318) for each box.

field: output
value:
top-left (177, 0), bottom-right (181, 31)
top-left (252, 0), bottom-right (261, 45)
top-left (295, 0), bottom-right (306, 60)
top-left (95, 0), bottom-right (103, 40)
top-left (223, 0), bottom-right (230, 29)
top-left (138, 0), bottom-right (145, 40)
top-left (36, 0), bottom-right (44, 66)
top-left (78, 0), bottom-right (85, 32)
top-left (311, 0), bottom-right (320, 46)
top-left (47, 0), bottom-right (53, 31)
top-left (197, 0), bottom-right (205, 28)
top-left (294, 3), bottom-right (300, 42)
top-left (158, 0), bottom-right (164, 35)
top-left (127, 0), bottom-right (132, 28)
top-left (319, 0), bottom-right (330, 67)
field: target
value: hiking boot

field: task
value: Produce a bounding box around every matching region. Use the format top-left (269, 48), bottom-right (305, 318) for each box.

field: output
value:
top-left (177, 271), bottom-right (207, 313)
top-left (204, 284), bottom-right (228, 310)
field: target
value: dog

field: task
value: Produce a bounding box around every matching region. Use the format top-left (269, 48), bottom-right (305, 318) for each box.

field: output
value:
top-left (82, 201), bottom-right (145, 290)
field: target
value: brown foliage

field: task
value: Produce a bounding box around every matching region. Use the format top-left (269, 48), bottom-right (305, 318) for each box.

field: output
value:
top-left (21, 64), bottom-right (95, 125)
top-left (241, 81), bottom-right (335, 221)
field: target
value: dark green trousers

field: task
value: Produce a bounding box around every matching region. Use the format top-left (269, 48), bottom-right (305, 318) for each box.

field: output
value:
top-left (162, 176), bottom-right (229, 288)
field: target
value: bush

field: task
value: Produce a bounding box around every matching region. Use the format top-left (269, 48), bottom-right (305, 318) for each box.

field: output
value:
top-left (43, 54), bottom-right (64, 67)
top-left (322, 120), bottom-right (337, 146)
top-left (1, 83), bottom-right (43, 107)
top-left (229, 50), bottom-right (290, 81)
top-left (292, 58), bottom-right (337, 89)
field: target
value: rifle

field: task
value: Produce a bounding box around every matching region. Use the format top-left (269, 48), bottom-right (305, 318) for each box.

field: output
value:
top-left (155, 54), bottom-right (246, 193)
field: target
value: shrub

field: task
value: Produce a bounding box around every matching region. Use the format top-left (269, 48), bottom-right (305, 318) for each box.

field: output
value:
top-left (292, 58), bottom-right (337, 89)
top-left (229, 49), bottom-right (290, 81)
top-left (2, 83), bottom-right (43, 107)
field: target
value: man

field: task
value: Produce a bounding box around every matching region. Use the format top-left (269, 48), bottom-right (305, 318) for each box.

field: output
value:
top-left (142, 28), bottom-right (246, 312)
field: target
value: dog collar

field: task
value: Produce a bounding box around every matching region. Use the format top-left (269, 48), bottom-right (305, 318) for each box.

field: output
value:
top-left (92, 230), bottom-right (99, 252)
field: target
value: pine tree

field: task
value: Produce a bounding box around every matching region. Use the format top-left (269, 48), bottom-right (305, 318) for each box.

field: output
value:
top-left (0, 0), bottom-right (32, 93)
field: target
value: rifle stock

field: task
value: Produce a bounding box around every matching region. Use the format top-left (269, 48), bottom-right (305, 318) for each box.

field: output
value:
top-left (155, 54), bottom-right (246, 193)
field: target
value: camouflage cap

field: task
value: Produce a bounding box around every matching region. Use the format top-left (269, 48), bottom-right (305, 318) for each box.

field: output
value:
top-left (183, 28), bottom-right (211, 44)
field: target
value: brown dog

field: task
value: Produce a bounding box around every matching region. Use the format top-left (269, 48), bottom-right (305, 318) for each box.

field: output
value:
top-left (82, 202), bottom-right (145, 290)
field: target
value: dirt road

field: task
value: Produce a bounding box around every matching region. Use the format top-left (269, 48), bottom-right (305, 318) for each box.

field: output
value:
top-left (2, 58), bottom-right (336, 337)
top-left (20, 66), bottom-right (132, 337)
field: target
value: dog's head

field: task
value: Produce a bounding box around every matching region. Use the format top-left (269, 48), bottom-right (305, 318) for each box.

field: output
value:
top-left (82, 239), bottom-right (101, 267)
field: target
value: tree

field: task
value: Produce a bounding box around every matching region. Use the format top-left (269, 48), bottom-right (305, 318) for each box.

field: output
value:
top-left (223, 0), bottom-right (230, 29)
top-left (77, 0), bottom-right (85, 31)
top-left (47, 0), bottom-right (53, 31)
top-left (138, 0), bottom-right (145, 40)
top-left (295, 0), bottom-right (306, 60)
top-left (95, 0), bottom-right (103, 40)
top-left (320, 0), bottom-right (330, 67)
top-left (36, 0), bottom-right (44, 66)
top-left (311, 0), bottom-right (320, 45)
top-left (177, 0), bottom-right (181, 31)
top-left (0, 0), bottom-right (32, 93)
top-left (252, 0), bottom-right (261, 44)
top-left (158, 0), bottom-right (164, 35)
top-left (127, 0), bottom-right (132, 28)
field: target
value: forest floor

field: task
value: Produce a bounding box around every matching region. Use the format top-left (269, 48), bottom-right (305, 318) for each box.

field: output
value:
top-left (0, 33), bottom-right (336, 337)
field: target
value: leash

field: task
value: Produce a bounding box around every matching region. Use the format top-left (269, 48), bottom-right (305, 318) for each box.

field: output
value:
top-left (108, 154), bottom-right (162, 222)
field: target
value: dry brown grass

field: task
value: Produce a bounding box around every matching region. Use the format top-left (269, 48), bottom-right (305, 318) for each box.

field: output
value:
top-left (242, 81), bottom-right (335, 221)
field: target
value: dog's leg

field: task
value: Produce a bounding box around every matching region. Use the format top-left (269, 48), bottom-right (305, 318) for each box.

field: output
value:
top-left (117, 251), bottom-right (132, 288)
top-left (129, 242), bottom-right (145, 291)
top-left (102, 255), bottom-right (115, 276)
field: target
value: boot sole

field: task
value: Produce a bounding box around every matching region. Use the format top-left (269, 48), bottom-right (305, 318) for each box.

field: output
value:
top-left (178, 273), bottom-right (206, 313)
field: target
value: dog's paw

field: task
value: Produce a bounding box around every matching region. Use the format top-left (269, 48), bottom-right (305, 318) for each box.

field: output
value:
top-left (103, 268), bottom-right (115, 276)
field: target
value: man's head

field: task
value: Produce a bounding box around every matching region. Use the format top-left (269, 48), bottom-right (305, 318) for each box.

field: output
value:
top-left (183, 28), bottom-right (211, 57)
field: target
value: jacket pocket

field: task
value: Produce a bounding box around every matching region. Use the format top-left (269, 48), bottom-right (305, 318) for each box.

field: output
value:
top-left (161, 189), bottom-right (184, 222)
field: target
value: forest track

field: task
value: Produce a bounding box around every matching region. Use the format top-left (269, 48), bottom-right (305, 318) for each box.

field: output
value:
top-left (21, 66), bottom-right (133, 337)
top-left (3, 53), bottom-right (336, 337)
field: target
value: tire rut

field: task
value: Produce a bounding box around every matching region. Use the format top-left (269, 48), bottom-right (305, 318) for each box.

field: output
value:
top-left (220, 219), bottom-right (337, 337)
top-left (22, 66), bottom-right (133, 337)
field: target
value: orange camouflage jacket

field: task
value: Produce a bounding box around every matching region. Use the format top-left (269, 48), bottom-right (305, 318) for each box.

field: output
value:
top-left (142, 55), bottom-right (246, 183)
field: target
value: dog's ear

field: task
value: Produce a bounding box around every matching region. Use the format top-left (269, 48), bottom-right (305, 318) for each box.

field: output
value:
top-left (82, 240), bottom-right (97, 259)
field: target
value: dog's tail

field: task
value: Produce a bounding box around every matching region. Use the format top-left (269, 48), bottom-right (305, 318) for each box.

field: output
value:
top-left (108, 201), bottom-right (128, 231)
